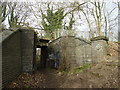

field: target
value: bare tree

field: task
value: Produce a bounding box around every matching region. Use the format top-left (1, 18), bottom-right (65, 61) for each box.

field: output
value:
top-left (75, 1), bottom-right (118, 39)
top-left (0, 1), bottom-right (9, 29)
top-left (8, 2), bottom-right (31, 29)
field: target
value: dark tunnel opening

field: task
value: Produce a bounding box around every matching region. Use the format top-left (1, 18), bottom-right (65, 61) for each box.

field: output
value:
top-left (40, 46), bottom-right (48, 69)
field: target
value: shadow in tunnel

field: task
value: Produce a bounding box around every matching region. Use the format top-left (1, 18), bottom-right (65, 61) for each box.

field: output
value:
top-left (40, 46), bottom-right (48, 69)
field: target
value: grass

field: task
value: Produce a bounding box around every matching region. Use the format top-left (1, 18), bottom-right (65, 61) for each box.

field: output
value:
top-left (58, 63), bottom-right (94, 75)
top-left (68, 64), bottom-right (93, 74)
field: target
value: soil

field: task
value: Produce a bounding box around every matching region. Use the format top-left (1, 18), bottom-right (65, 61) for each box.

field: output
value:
top-left (7, 41), bottom-right (119, 88)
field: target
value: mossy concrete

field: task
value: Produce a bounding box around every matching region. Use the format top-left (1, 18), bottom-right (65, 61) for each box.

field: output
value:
top-left (48, 36), bottom-right (108, 70)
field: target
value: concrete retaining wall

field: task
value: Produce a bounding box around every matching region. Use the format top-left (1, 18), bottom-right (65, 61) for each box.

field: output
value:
top-left (21, 29), bottom-right (35, 73)
top-left (48, 36), bottom-right (108, 70)
top-left (0, 32), bottom-right (2, 89)
top-left (91, 40), bottom-right (108, 63)
top-left (1, 29), bottom-right (36, 88)
top-left (2, 30), bottom-right (22, 87)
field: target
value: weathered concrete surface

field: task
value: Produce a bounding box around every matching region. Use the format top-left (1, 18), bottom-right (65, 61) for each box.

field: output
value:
top-left (91, 40), bottom-right (108, 63)
top-left (0, 31), bottom-right (2, 89)
top-left (1, 29), bottom-right (36, 88)
top-left (20, 29), bottom-right (36, 73)
top-left (48, 36), bottom-right (108, 70)
top-left (2, 30), bottom-right (22, 87)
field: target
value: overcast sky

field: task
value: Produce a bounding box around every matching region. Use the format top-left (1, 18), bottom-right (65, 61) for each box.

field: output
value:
top-left (2, 0), bottom-right (119, 41)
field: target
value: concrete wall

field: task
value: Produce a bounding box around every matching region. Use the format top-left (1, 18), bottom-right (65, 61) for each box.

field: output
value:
top-left (75, 39), bottom-right (92, 66)
top-left (62, 36), bottom-right (92, 69)
top-left (62, 36), bottom-right (76, 69)
top-left (48, 37), bottom-right (63, 69)
top-left (1, 29), bottom-right (36, 88)
top-left (2, 30), bottom-right (22, 87)
top-left (20, 29), bottom-right (35, 73)
top-left (0, 32), bottom-right (2, 89)
top-left (48, 36), bottom-right (108, 70)
top-left (91, 40), bottom-right (108, 63)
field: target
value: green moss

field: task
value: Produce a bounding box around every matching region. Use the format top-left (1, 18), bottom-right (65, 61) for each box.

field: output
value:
top-left (59, 64), bottom-right (94, 75)
top-left (69, 64), bottom-right (93, 74)
top-left (90, 36), bottom-right (109, 41)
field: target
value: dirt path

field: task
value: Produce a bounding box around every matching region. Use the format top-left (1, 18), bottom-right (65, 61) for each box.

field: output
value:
top-left (41, 69), bottom-right (65, 88)
top-left (7, 58), bottom-right (118, 88)
top-left (7, 42), bottom-right (119, 88)
top-left (38, 69), bottom-right (90, 88)
top-left (43, 60), bottom-right (118, 88)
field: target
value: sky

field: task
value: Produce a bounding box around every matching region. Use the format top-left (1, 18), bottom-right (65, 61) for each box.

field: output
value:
top-left (2, 0), bottom-right (119, 41)
top-left (2, 0), bottom-right (120, 2)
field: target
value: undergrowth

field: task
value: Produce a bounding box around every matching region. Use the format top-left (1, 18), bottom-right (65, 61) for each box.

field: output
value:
top-left (58, 63), bottom-right (94, 75)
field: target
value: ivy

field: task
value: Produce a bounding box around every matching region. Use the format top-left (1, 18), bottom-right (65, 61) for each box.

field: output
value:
top-left (41, 4), bottom-right (64, 38)
top-left (68, 13), bottom-right (75, 30)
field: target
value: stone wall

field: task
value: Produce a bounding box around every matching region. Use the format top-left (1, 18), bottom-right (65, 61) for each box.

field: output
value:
top-left (48, 36), bottom-right (108, 70)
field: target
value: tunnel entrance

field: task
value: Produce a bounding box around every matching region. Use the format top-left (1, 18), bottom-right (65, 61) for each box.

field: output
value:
top-left (40, 46), bottom-right (48, 68)
top-left (36, 38), bottom-right (49, 70)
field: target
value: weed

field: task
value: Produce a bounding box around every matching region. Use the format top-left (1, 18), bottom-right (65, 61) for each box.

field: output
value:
top-left (69, 64), bottom-right (93, 74)
top-left (58, 63), bottom-right (94, 75)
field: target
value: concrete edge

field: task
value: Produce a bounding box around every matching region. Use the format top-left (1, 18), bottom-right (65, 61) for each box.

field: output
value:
top-left (0, 29), bottom-right (2, 89)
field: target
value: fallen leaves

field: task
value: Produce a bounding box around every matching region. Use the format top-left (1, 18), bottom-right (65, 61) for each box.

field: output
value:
top-left (7, 71), bottom-right (46, 88)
